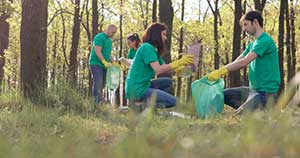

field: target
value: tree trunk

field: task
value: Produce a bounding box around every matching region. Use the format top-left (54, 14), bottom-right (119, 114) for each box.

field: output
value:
top-left (89, 0), bottom-right (99, 96)
top-left (152, 0), bottom-right (157, 22)
top-left (92, 0), bottom-right (99, 38)
top-left (290, 0), bottom-right (296, 78)
top-left (285, 0), bottom-right (292, 81)
top-left (117, 0), bottom-right (124, 106)
top-left (253, 0), bottom-right (266, 13)
top-left (0, 21), bottom-right (9, 92)
top-left (176, 0), bottom-right (185, 98)
top-left (159, 0), bottom-right (173, 65)
top-left (230, 0), bottom-right (242, 87)
top-left (207, 0), bottom-right (220, 69)
top-left (139, 0), bottom-right (149, 29)
top-left (50, 30), bottom-right (58, 86)
top-left (278, 0), bottom-right (285, 93)
top-left (20, 0), bottom-right (48, 100)
top-left (69, 0), bottom-right (81, 86)
top-left (242, 0), bottom-right (248, 86)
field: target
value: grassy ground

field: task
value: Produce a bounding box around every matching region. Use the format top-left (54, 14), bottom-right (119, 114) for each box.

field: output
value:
top-left (1, 87), bottom-right (300, 158)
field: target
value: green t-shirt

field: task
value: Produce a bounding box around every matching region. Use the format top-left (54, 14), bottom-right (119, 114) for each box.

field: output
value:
top-left (127, 48), bottom-right (136, 59)
top-left (89, 32), bottom-right (112, 68)
top-left (242, 32), bottom-right (280, 92)
top-left (125, 43), bottom-right (165, 100)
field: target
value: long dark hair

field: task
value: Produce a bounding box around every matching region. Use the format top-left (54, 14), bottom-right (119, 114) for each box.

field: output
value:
top-left (127, 33), bottom-right (141, 49)
top-left (142, 23), bottom-right (167, 55)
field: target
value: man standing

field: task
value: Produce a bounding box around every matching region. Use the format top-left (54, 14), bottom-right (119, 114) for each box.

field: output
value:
top-left (207, 11), bottom-right (280, 113)
top-left (89, 24), bottom-right (117, 103)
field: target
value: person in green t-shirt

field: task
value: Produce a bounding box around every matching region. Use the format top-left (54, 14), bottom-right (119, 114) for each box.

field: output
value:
top-left (127, 33), bottom-right (141, 59)
top-left (207, 10), bottom-right (280, 114)
top-left (89, 24), bottom-right (119, 103)
top-left (125, 23), bottom-right (194, 111)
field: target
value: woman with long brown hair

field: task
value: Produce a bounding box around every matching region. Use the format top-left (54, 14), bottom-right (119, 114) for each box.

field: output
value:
top-left (125, 23), bottom-right (193, 110)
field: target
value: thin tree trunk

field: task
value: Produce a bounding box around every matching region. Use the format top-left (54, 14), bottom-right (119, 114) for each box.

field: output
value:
top-left (89, 0), bottom-right (99, 96)
top-left (290, 0), bottom-right (296, 77)
top-left (152, 0), bottom-right (157, 22)
top-left (285, 0), bottom-right (292, 81)
top-left (278, 0), bottom-right (285, 93)
top-left (230, 0), bottom-right (242, 87)
top-left (253, 0), bottom-right (266, 13)
top-left (117, 0), bottom-right (124, 106)
top-left (176, 0), bottom-right (185, 98)
top-left (69, 0), bottom-right (81, 86)
top-left (50, 31), bottom-right (58, 86)
top-left (0, 21), bottom-right (9, 92)
top-left (207, 0), bottom-right (220, 69)
top-left (242, 0), bottom-right (248, 86)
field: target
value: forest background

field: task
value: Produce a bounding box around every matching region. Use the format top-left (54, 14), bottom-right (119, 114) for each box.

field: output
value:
top-left (0, 0), bottom-right (300, 157)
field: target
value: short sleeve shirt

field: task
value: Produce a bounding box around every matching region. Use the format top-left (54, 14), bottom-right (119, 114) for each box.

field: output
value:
top-left (89, 32), bottom-right (112, 68)
top-left (242, 32), bottom-right (280, 92)
top-left (125, 43), bottom-right (165, 100)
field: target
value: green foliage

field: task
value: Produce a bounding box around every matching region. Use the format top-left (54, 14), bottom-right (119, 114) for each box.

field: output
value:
top-left (42, 80), bottom-right (93, 113)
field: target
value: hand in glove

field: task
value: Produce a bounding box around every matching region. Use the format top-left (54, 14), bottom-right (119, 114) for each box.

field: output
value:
top-left (174, 66), bottom-right (185, 74)
top-left (112, 61), bottom-right (121, 68)
top-left (101, 59), bottom-right (111, 68)
top-left (169, 54), bottom-right (194, 70)
top-left (207, 67), bottom-right (228, 81)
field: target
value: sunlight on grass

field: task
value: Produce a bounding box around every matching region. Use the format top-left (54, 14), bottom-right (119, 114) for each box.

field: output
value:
top-left (1, 86), bottom-right (300, 157)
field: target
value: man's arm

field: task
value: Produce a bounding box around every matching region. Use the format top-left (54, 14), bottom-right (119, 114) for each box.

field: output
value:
top-left (225, 52), bottom-right (258, 72)
top-left (94, 45), bottom-right (105, 61)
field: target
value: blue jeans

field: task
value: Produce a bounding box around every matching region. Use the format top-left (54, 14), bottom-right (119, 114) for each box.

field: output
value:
top-left (224, 86), bottom-right (277, 112)
top-left (140, 77), bottom-right (176, 108)
top-left (90, 65), bottom-right (106, 103)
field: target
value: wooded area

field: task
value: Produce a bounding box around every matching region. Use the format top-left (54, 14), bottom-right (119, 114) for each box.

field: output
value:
top-left (0, 0), bottom-right (299, 104)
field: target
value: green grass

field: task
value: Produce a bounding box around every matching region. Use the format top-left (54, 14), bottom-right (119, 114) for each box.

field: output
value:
top-left (1, 87), bottom-right (300, 158)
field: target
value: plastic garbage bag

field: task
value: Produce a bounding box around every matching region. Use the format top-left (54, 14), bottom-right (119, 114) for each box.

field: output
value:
top-left (191, 76), bottom-right (224, 118)
top-left (106, 65), bottom-right (121, 91)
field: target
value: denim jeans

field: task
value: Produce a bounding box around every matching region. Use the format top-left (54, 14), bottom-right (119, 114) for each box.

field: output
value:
top-left (224, 86), bottom-right (277, 112)
top-left (140, 77), bottom-right (176, 108)
top-left (90, 65), bottom-right (106, 103)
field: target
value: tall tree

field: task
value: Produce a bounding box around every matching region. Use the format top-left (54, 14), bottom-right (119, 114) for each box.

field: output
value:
top-left (20, 0), bottom-right (48, 99)
top-left (159, 0), bottom-right (173, 65)
top-left (290, 0), bottom-right (296, 77)
top-left (253, 0), bottom-right (266, 13)
top-left (176, 0), bottom-right (185, 98)
top-left (92, 0), bottom-right (99, 38)
top-left (242, 0), bottom-right (248, 86)
top-left (69, 0), bottom-right (81, 86)
top-left (117, 0), bottom-right (124, 106)
top-left (278, 0), bottom-right (285, 92)
top-left (230, 0), bottom-right (242, 87)
top-left (152, 0), bottom-right (157, 22)
top-left (139, 0), bottom-right (150, 29)
top-left (0, 1), bottom-right (11, 91)
top-left (207, 0), bottom-right (220, 69)
top-left (285, 0), bottom-right (292, 81)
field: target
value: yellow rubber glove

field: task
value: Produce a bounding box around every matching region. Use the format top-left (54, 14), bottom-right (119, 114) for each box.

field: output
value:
top-left (112, 61), bottom-right (121, 68)
top-left (101, 59), bottom-right (111, 68)
top-left (169, 54), bottom-right (194, 70)
top-left (175, 66), bottom-right (185, 74)
top-left (121, 64), bottom-right (129, 71)
top-left (207, 67), bottom-right (228, 81)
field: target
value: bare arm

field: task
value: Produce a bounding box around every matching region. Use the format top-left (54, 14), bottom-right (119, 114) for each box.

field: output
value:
top-left (150, 62), bottom-right (172, 75)
top-left (110, 56), bottom-right (114, 62)
top-left (225, 52), bottom-right (257, 72)
top-left (94, 46), bottom-right (105, 61)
